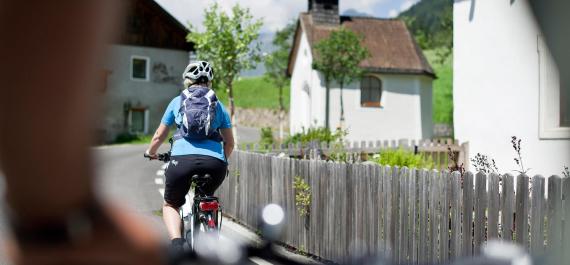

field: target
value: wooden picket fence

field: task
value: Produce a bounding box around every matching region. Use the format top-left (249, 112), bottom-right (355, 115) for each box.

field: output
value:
top-left (217, 150), bottom-right (570, 264)
top-left (239, 138), bottom-right (470, 171)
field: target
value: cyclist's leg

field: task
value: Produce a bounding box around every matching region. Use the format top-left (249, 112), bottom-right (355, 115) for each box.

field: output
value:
top-left (163, 156), bottom-right (194, 239)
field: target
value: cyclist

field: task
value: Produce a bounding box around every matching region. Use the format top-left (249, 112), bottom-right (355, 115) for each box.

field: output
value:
top-left (145, 60), bottom-right (234, 252)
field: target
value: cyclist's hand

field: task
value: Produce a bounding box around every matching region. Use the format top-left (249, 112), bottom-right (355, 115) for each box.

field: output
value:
top-left (144, 150), bottom-right (158, 160)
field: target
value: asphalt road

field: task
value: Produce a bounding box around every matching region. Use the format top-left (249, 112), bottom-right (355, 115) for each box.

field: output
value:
top-left (0, 144), bottom-right (316, 265)
top-left (237, 126), bottom-right (262, 144)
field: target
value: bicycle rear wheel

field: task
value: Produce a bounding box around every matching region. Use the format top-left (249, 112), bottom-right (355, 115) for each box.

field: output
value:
top-left (179, 208), bottom-right (185, 240)
top-left (188, 203), bottom-right (200, 250)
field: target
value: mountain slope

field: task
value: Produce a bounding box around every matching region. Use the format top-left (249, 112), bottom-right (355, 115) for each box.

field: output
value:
top-left (400, 0), bottom-right (454, 126)
top-left (399, 0), bottom-right (452, 50)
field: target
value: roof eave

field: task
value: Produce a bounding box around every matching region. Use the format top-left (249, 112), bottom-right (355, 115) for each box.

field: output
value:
top-left (286, 19), bottom-right (304, 77)
top-left (363, 67), bottom-right (437, 79)
top-left (149, 0), bottom-right (190, 34)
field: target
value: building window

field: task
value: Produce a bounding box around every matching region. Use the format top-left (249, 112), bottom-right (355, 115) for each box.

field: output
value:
top-left (538, 35), bottom-right (570, 139)
top-left (361, 76), bottom-right (382, 108)
top-left (131, 56), bottom-right (149, 81)
top-left (128, 108), bottom-right (149, 134)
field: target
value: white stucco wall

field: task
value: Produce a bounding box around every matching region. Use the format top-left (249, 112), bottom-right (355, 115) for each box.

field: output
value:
top-left (290, 31), bottom-right (322, 133)
top-left (100, 44), bottom-right (189, 142)
top-left (327, 74), bottom-right (432, 141)
top-left (454, 0), bottom-right (570, 176)
top-left (290, 30), bottom-right (433, 141)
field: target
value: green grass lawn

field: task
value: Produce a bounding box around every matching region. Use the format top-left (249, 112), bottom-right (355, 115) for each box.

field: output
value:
top-left (215, 76), bottom-right (290, 110)
top-left (424, 49), bottom-right (453, 125)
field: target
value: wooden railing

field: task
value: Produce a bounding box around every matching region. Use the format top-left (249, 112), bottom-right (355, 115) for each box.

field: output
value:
top-left (239, 139), bottom-right (470, 171)
top-left (218, 150), bottom-right (569, 264)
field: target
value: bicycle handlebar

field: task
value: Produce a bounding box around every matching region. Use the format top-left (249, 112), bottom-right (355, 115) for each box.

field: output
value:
top-left (143, 152), bottom-right (170, 162)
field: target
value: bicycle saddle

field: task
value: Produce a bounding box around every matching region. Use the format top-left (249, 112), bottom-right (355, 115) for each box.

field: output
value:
top-left (191, 174), bottom-right (211, 183)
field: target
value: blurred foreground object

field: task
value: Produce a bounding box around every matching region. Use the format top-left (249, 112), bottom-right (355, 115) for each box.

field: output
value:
top-left (0, 1), bottom-right (162, 264)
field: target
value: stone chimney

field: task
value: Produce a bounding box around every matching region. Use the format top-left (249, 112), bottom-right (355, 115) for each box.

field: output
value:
top-left (308, 0), bottom-right (340, 25)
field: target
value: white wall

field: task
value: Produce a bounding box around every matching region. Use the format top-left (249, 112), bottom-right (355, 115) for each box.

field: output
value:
top-left (454, 0), bottom-right (570, 176)
top-left (290, 31), bottom-right (310, 133)
top-left (100, 44), bottom-right (189, 142)
top-left (290, 31), bottom-right (326, 133)
top-left (327, 74), bottom-right (432, 141)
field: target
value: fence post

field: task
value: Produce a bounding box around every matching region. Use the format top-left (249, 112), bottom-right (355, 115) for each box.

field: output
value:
top-left (418, 169), bottom-right (429, 264)
top-left (429, 169), bottom-right (440, 264)
top-left (450, 171), bottom-right (462, 259)
top-left (501, 173), bottom-right (515, 241)
top-left (410, 168), bottom-right (419, 263)
top-left (439, 171), bottom-right (450, 262)
top-left (487, 173), bottom-right (500, 240)
top-left (398, 167), bottom-right (409, 264)
top-left (547, 175), bottom-right (563, 262)
top-left (562, 177), bottom-right (570, 264)
top-left (515, 174), bottom-right (530, 249)
top-left (530, 175), bottom-right (546, 255)
top-left (462, 172), bottom-right (474, 256)
top-left (473, 171), bottom-right (487, 254)
top-left (383, 165), bottom-right (393, 259)
top-left (390, 166), bottom-right (400, 263)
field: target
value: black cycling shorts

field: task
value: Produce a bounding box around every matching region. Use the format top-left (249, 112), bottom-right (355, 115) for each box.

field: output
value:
top-left (164, 154), bottom-right (227, 208)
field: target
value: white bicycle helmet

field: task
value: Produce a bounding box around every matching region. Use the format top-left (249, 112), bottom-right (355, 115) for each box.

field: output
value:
top-left (182, 61), bottom-right (214, 83)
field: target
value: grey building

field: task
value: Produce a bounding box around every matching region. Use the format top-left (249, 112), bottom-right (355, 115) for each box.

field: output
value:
top-left (99, 0), bottom-right (193, 143)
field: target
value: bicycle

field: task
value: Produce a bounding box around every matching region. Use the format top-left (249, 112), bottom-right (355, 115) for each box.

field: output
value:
top-left (144, 139), bottom-right (222, 250)
top-left (186, 174), bottom-right (222, 250)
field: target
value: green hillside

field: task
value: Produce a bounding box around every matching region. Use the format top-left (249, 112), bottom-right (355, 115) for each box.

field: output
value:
top-left (399, 0), bottom-right (453, 50)
top-left (400, 0), bottom-right (453, 125)
top-left (424, 49), bottom-right (453, 125)
top-left (215, 77), bottom-right (290, 110)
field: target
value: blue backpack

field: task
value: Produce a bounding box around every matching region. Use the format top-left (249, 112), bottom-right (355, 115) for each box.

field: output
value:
top-left (173, 86), bottom-right (222, 142)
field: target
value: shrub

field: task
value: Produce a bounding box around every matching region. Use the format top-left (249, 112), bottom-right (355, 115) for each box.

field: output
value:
top-left (471, 153), bottom-right (499, 174)
top-left (327, 129), bottom-right (351, 162)
top-left (284, 127), bottom-right (344, 145)
top-left (293, 176), bottom-right (311, 217)
top-left (511, 136), bottom-right (530, 174)
top-left (372, 148), bottom-right (434, 169)
top-left (260, 127), bottom-right (274, 146)
top-left (114, 132), bottom-right (141, 144)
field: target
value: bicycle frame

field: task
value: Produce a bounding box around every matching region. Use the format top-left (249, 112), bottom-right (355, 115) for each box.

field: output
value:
top-left (185, 187), bottom-right (222, 250)
top-left (145, 138), bottom-right (224, 249)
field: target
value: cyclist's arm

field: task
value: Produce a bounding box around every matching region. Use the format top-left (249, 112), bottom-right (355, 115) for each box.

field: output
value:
top-left (147, 124), bottom-right (169, 155)
top-left (220, 128), bottom-right (234, 159)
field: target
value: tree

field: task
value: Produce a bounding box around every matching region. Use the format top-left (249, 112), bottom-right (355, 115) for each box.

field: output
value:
top-left (187, 3), bottom-right (263, 143)
top-left (312, 27), bottom-right (369, 128)
top-left (263, 22), bottom-right (295, 141)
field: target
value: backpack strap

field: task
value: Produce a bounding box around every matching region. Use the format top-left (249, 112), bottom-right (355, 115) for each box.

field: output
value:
top-left (172, 127), bottom-right (222, 142)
